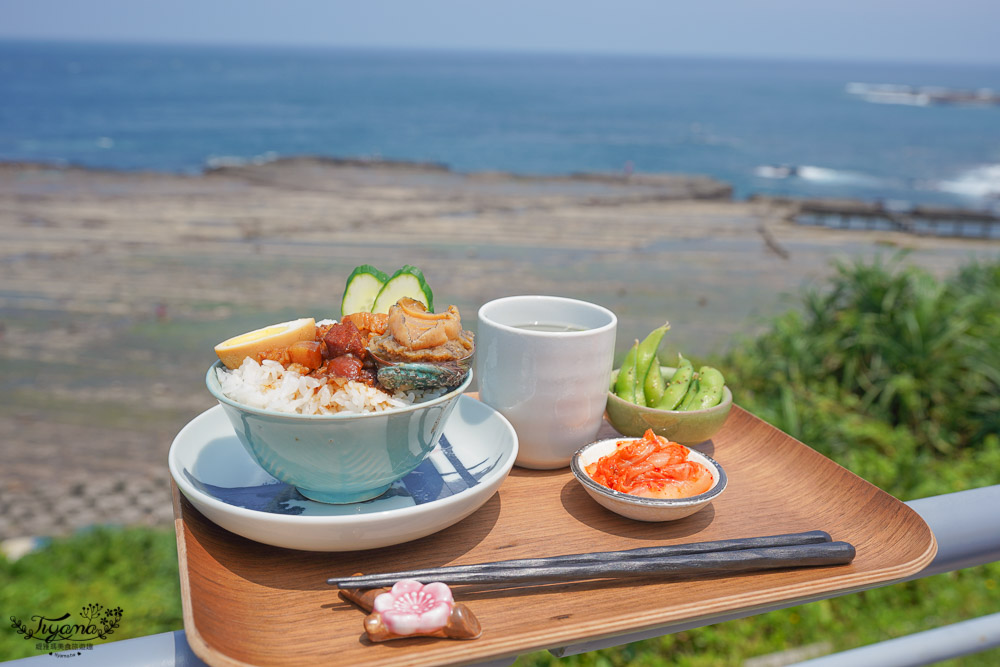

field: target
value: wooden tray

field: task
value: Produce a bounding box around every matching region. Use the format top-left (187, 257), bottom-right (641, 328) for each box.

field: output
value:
top-left (172, 405), bottom-right (936, 667)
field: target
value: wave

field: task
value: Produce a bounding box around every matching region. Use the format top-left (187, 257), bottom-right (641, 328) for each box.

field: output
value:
top-left (935, 164), bottom-right (1000, 199)
top-left (753, 164), bottom-right (885, 186)
top-left (204, 151), bottom-right (279, 169)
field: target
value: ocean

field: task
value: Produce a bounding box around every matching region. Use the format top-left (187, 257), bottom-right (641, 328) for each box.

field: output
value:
top-left (2, 40), bottom-right (999, 208)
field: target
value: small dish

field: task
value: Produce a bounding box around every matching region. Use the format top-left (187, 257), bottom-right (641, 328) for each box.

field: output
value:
top-left (168, 396), bottom-right (518, 551)
top-left (606, 367), bottom-right (733, 444)
top-left (571, 437), bottom-right (727, 522)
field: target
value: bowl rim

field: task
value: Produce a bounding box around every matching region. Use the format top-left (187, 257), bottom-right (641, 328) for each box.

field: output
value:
top-left (570, 436), bottom-right (728, 508)
top-left (205, 359), bottom-right (473, 420)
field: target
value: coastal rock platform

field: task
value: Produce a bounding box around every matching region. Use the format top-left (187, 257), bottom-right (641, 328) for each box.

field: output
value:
top-left (1, 158), bottom-right (998, 542)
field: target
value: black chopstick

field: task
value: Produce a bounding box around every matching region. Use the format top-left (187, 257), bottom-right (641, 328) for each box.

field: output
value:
top-left (333, 542), bottom-right (856, 588)
top-left (327, 530), bottom-right (835, 588)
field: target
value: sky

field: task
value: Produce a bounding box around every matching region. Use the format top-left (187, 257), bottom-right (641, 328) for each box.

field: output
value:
top-left (2, 0), bottom-right (1000, 65)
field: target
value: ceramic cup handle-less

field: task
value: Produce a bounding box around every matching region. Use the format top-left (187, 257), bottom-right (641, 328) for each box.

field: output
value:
top-left (477, 295), bottom-right (617, 469)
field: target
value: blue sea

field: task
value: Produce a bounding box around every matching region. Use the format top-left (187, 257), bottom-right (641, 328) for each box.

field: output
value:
top-left (2, 40), bottom-right (999, 208)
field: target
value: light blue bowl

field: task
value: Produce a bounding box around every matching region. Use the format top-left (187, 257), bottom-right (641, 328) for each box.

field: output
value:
top-left (205, 361), bottom-right (473, 504)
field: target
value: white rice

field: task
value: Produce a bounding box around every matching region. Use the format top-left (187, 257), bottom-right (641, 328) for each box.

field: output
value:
top-left (216, 358), bottom-right (429, 415)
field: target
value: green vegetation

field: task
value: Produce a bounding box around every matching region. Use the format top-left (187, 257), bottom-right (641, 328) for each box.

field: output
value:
top-left (725, 255), bottom-right (1000, 500)
top-left (3, 257), bottom-right (997, 664)
top-left (1, 527), bottom-right (183, 660)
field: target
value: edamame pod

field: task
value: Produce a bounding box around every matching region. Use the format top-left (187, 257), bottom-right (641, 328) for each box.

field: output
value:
top-left (636, 322), bottom-right (670, 381)
top-left (678, 377), bottom-right (701, 411)
top-left (614, 339), bottom-right (640, 404)
top-left (634, 350), bottom-right (647, 406)
top-left (643, 356), bottom-right (665, 406)
top-left (656, 355), bottom-right (694, 410)
top-left (626, 322), bottom-right (668, 407)
top-left (692, 366), bottom-right (725, 409)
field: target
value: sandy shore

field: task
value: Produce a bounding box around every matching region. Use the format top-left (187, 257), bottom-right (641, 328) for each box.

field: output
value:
top-left (1, 157), bottom-right (998, 539)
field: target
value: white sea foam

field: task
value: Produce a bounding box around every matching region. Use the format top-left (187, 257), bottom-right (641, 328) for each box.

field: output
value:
top-left (753, 165), bottom-right (795, 179)
top-left (936, 164), bottom-right (1000, 199)
top-left (754, 164), bottom-right (884, 187)
top-left (205, 151), bottom-right (279, 169)
top-left (797, 166), bottom-right (882, 185)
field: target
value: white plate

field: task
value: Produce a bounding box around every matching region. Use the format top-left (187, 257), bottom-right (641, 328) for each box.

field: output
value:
top-left (168, 396), bottom-right (518, 551)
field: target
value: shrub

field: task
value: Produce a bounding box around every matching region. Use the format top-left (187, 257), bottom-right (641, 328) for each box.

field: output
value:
top-left (722, 255), bottom-right (1000, 499)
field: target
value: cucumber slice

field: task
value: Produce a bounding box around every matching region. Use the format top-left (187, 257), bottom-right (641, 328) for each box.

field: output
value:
top-left (371, 265), bottom-right (434, 314)
top-left (340, 264), bottom-right (389, 318)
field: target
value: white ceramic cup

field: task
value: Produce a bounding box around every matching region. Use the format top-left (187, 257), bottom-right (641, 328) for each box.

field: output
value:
top-left (477, 295), bottom-right (617, 469)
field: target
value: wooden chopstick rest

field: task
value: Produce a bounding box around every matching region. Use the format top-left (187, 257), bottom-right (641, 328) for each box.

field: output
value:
top-left (339, 584), bottom-right (383, 610)
top-left (340, 579), bottom-right (482, 642)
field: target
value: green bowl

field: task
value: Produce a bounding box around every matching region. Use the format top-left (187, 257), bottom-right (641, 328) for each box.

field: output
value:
top-left (606, 367), bottom-right (733, 445)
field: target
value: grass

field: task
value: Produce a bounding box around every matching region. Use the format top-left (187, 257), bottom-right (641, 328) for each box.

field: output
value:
top-left (1, 527), bottom-right (183, 661)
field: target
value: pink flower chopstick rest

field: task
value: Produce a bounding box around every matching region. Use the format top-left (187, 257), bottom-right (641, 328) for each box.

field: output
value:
top-left (342, 579), bottom-right (482, 642)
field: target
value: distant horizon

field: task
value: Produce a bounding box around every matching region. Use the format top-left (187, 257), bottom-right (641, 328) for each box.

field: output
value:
top-left (4, 35), bottom-right (1000, 69)
top-left (8, 0), bottom-right (1000, 66)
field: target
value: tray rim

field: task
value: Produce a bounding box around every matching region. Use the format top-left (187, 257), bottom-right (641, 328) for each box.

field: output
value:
top-left (172, 404), bottom-right (938, 667)
top-left (173, 493), bottom-right (244, 667)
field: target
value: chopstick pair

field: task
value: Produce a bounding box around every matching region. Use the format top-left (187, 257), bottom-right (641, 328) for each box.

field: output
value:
top-left (327, 530), bottom-right (855, 589)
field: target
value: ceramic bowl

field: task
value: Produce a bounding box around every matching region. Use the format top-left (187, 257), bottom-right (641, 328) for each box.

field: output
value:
top-left (605, 367), bottom-right (733, 444)
top-left (205, 361), bottom-right (473, 504)
top-left (571, 437), bottom-right (728, 522)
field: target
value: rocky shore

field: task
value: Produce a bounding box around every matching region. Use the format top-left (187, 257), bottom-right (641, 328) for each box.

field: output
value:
top-left (1, 157), bottom-right (997, 543)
